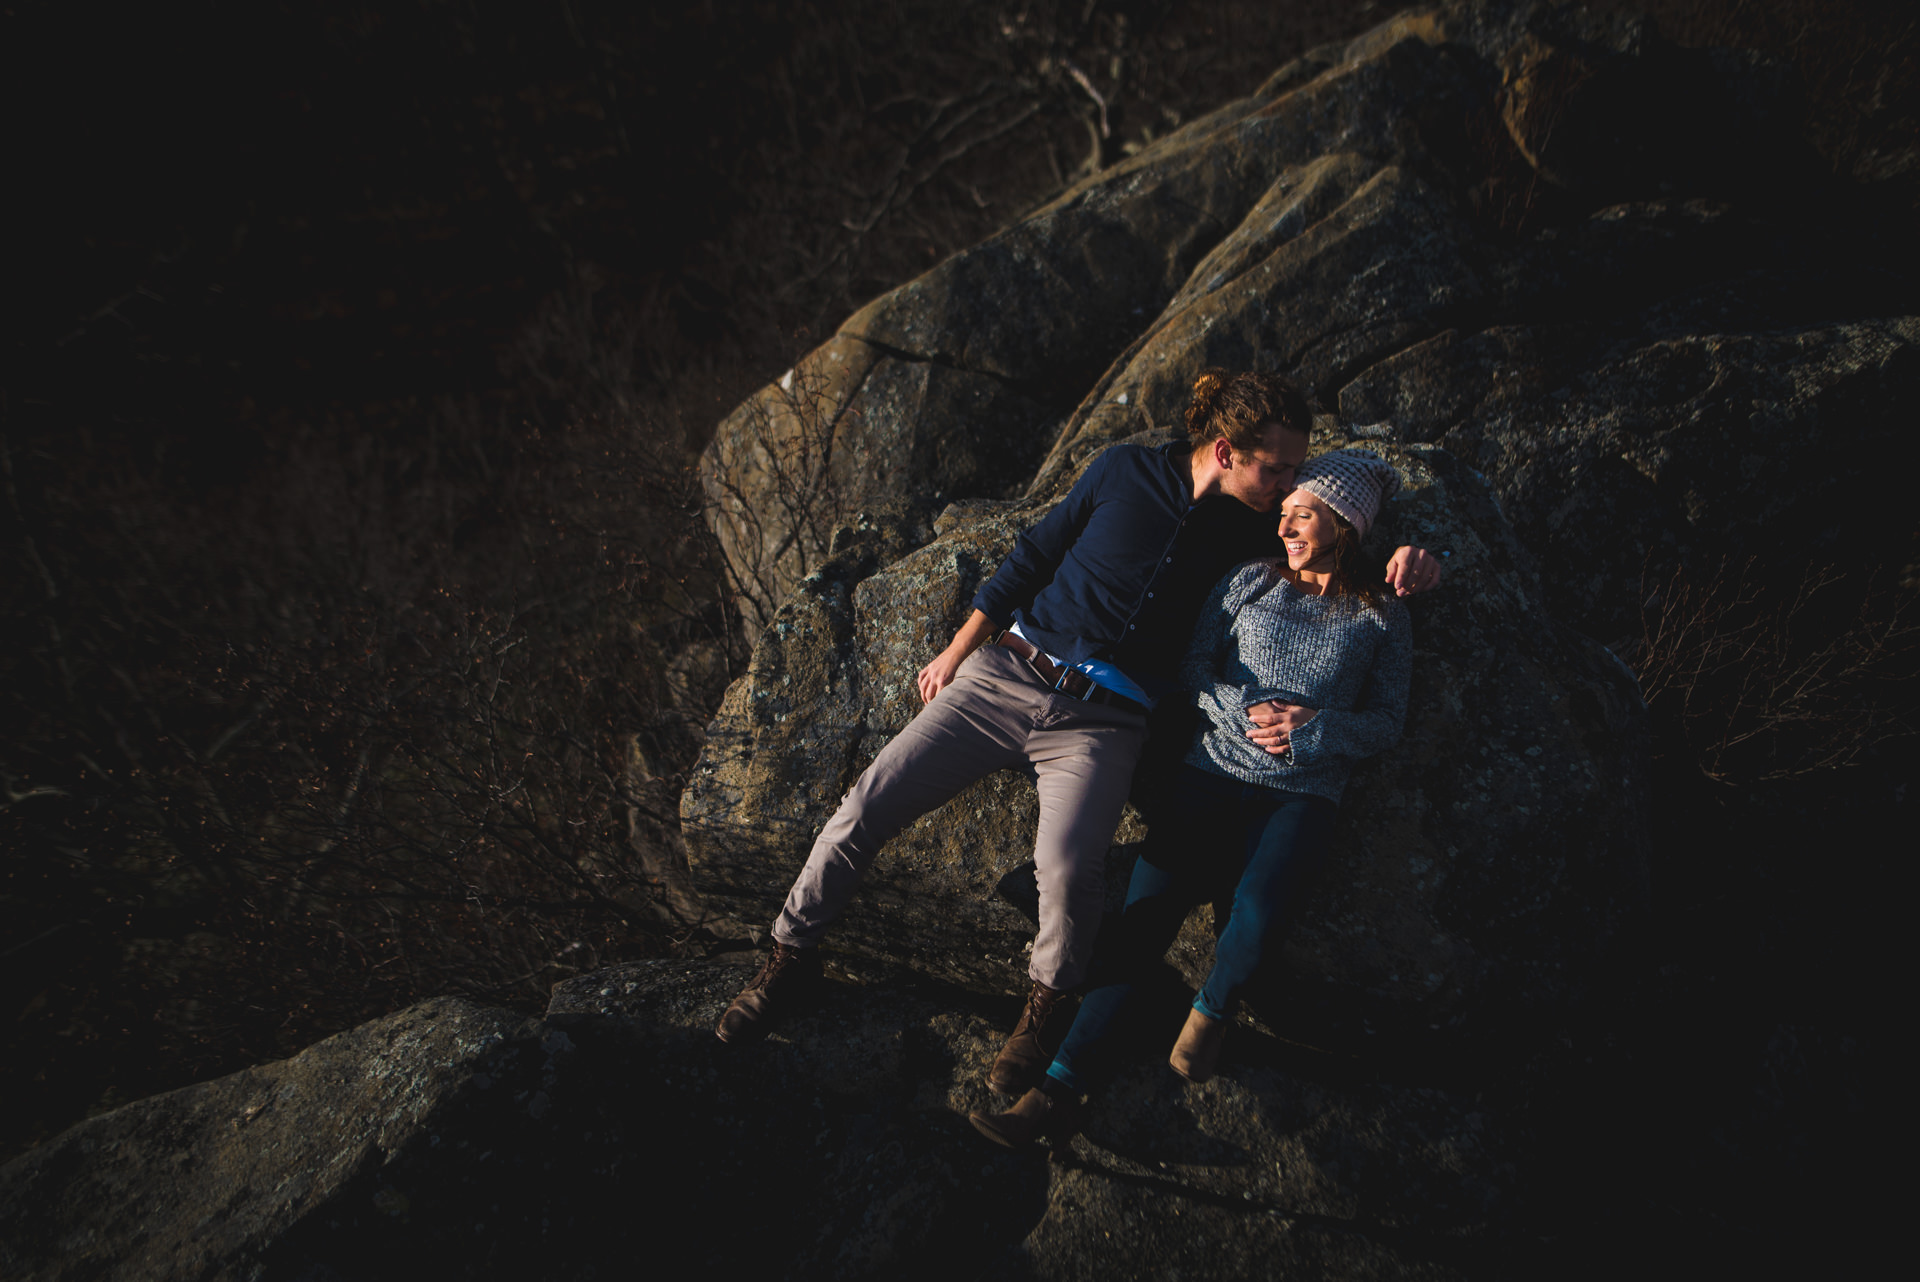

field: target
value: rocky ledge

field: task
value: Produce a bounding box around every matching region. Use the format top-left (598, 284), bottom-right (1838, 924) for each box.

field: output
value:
top-left (1, 960), bottom-right (1547, 1281)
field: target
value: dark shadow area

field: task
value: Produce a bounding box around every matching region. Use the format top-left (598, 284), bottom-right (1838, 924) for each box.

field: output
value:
top-left (246, 999), bottom-right (1056, 1281)
top-left (1, 0), bottom-right (1914, 1277)
top-left (1054, 1145), bottom-right (1565, 1279)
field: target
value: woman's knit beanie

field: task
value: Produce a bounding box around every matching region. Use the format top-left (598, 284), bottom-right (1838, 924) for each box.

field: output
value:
top-left (1294, 449), bottom-right (1400, 539)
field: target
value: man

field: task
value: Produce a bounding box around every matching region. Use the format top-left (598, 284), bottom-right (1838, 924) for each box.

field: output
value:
top-left (715, 370), bottom-right (1441, 1096)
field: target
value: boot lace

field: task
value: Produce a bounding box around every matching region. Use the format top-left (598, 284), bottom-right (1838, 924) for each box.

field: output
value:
top-left (747, 943), bottom-right (803, 992)
top-left (1023, 982), bottom-right (1063, 1030)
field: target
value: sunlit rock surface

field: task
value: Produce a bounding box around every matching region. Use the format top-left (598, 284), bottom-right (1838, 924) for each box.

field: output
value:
top-left (686, 0), bottom-right (1917, 1026)
top-left (0, 999), bottom-right (560, 1281)
top-left (684, 431), bottom-right (1652, 1029)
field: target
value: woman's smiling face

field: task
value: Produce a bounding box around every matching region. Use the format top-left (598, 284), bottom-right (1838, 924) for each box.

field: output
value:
top-left (1277, 489), bottom-right (1340, 577)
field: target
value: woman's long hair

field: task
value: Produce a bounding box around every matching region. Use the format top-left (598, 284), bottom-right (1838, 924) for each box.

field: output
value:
top-left (1314, 507), bottom-right (1390, 610)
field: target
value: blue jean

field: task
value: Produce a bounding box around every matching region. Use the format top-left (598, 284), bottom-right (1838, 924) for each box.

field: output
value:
top-left (1047, 764), bottom-right (1338, 1094)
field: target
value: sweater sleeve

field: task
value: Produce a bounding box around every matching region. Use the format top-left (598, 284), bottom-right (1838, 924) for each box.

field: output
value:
top-left (1182, 563), bottom-right (1266, 730)
top-left (1287, 598), bottom-right (1412, 768)
top-left (970, 452), bottom-right (1107, 626)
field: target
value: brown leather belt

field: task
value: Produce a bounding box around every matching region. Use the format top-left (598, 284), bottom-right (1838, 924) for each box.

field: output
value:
top-left (993, 631), bottom-right (1149, 716)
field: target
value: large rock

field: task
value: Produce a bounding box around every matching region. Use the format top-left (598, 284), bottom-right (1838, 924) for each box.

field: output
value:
top-left (1030, 160), bottom-right (1486, 493)
top-left (0, 960), bottom-right (1543, 1280)
top-left (681, 494), bottom-right (1076, 992)
top-left (703, 3), bottom-right (1507, 624)
top-left (702, 336), bottom-right (1061, 633)
top-left (683, 430), bottom-right (1652, 1029)
top-left (0, 999), bottom-right (565, 1281)
top-left (542, 959), bottom-right (1535, 1279)
top-left (705, 0), bottom-right (1911, 638)
top-left (1416, 318), bottom-right (1920, 644)
top-left (702, 0), bottom-right (1818, 597)
top-left (688, 0), bottom-right (1915, 1030)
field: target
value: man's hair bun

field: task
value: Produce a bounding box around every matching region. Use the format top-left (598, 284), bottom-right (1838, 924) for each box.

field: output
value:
top-left (1184, 368), bottom-right (1232, 439)
top-left (1182, 368), bottom-right (1311, 452)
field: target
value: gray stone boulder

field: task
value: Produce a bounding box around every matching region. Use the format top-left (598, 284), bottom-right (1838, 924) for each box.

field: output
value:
top-left (0, 960), bottom-right (1543, 1280)
top-left (687, 0), bottom-right (1916, 1034)
top-left (1410, 318), bottom-right (1920, 645)
top-left (702, 0), bottom-right (1836, 608)
top-left (702, 3), bottom-right (1510, 623)
top-left (702, 336), bottom-right (1061, 634)
top-left (682, 493), bottom-right (1078, 993)
top-left (704, 0), bottom-right (1915, 648)
top-left (0, 999), bottom-right (566, 1281)
top-left (1030, 160), bottom-right (1486, 496)
top-left (543, 959), bottom-right (1536, 1279)
top-left (683, 430), bottom-right (1652, 1030)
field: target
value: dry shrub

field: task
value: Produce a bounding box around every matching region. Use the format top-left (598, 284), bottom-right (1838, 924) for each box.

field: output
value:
top-left (698, 358), bottom-right (861, 635)
top-left (1633, 557), bottom-right (1918, 784)
top-left (0, 363), bottom-right (740, 1154)
top-left (1612, 0), bottom-right (1919, 186)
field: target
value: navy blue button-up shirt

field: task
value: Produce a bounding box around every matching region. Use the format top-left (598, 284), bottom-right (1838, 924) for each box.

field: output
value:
top-left (971, 442), bottom-right (1285, 697)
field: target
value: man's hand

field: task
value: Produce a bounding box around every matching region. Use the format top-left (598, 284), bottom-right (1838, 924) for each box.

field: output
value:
top-left (917, 646), bottom-right (970, 704)
top-left (917, 609), bottom-right (1001, 704)
top-left (1246, 700), bottom-right (1317, 755)
top-left (1385, 545), bottom-right (1444, 596)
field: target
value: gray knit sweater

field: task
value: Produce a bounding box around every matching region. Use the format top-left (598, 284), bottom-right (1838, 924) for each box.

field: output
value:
top-left (1180, 559), bottom-right (1412, 803)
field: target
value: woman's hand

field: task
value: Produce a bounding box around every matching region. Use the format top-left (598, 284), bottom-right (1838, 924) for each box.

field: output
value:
top-left (1246, 700), bottom-right (1317, 755)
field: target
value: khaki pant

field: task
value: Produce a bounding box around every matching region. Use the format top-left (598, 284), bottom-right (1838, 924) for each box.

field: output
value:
top-left (772, 643), bottom-right (1148, 989)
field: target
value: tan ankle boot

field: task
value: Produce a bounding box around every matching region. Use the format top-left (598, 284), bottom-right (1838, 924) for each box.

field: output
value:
top-left (714, 942), bottom-right (822, 1043)
top-left (988, 981), bottom-right (1069, 1095)
top-left (970, 1086), bottom-right (1084, 1148)
top-left (1169, 1006), bottom-right (1228, 1083)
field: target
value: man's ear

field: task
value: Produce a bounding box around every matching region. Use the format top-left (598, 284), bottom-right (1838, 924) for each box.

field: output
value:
top-left (1213, 436), bottom-right (1237, 469)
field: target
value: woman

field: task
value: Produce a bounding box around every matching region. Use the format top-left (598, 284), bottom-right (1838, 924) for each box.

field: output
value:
top-left (970, 448), bottom-right (1413, 1146)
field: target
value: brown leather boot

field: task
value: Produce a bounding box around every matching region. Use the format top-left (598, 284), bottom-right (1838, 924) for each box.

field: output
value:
top-left (714, 942), bottom-right (823, 1043)
top-left (1168, 1006), bottom-right (1228, 1083)
top-left (970, 1085), bottom-right (1084, 1148)
top-left (988, 981), bottom-right (1070, 1095)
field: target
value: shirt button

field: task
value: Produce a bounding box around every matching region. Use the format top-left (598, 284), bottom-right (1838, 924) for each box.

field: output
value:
top-left (1129, 624), bottom-right (1136, 630)
top-left (1147, 592), bottom-right (1154, 599)
top-left (1164, 557), bottom-right (1172, 563)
